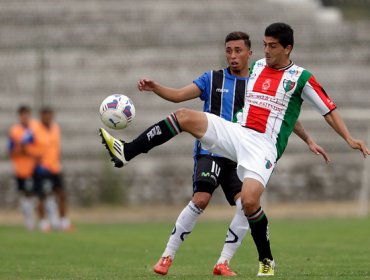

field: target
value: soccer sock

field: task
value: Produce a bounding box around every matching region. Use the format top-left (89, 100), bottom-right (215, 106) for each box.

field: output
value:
top-left (162, 201), bottom-right (203, 259)
top-left (60, 217), bottom-right (71, 230)
top-left (124, 113), bottom-right (181, 161)
top-left (39, 218), bottom-right (51, 232)
top-left (217, 198), bottom-right (249, 264)
top-left (247, 207), bottom-right (273, 261)
top-left (20, 197), bottom-right (35, 230)
top-left (45, 196), bottom-right (60, 229)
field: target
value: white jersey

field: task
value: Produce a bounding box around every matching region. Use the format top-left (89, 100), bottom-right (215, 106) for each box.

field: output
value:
top-left (239, 58), bottom-right (336, 159)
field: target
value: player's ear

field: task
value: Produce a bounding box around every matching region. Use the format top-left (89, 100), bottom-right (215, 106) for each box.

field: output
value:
top-left (285, 45), bottom-right (293, 55)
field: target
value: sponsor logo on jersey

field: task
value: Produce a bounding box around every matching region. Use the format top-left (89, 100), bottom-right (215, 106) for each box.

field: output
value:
top-left (288, 69), bottom-right (299, 76)
top-left (216, 88), bottom-right (229, 93)
top-left (283, 79), bottom-right (296, 92)
top-left (262, 79), bottom-right (272, 91)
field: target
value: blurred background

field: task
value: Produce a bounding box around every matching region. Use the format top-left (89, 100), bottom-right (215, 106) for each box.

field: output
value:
top-left (1, 0), bottom-right (369, 221)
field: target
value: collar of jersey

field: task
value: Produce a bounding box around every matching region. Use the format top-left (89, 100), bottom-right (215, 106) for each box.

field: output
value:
top-left (225, 67), bottom-right (249, 80)
top-left (265, 60), bottom-right (294, 71)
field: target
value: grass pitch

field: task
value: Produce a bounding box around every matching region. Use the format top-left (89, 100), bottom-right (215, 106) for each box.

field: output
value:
top-left (0, 218), bottom-right (369, 279)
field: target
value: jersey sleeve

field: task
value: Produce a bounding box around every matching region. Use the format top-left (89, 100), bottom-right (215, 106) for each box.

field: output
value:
top-left (193, 71), bottom-right (211, 101)
top-left (249, 61), bottom-right (256, 75)
top-left (301, 75), bottom-right (337, 115)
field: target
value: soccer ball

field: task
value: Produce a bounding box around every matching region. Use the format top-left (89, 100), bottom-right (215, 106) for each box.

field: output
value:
top-left (99, 94), bottom-right (136, 129)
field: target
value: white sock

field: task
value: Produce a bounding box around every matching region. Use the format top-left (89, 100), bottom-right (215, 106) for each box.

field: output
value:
top-left (20, 197), bottom-right (35, 231)
top-left (45, 196), bottom-right (60, 229)
top-left (61, 217), bottom-right (71, 230)
top-left (217, 198), bottom-right (249, 264)
top-left (39, 218), bottom-right (51, 232)
top-left (162, 201), bottom-right (203, 259)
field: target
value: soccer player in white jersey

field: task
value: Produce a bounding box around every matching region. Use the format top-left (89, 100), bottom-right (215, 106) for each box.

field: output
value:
top-left (100, 23), bottom-right (369, 276)
top-left (136, 32), bottom-right (328, 276)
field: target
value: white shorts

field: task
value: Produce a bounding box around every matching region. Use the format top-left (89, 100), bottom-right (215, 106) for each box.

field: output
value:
top-left (199, 113), bottom-right (277, 187)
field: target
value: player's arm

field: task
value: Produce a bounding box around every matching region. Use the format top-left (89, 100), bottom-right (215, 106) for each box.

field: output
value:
top-left (137, 78), bottom-right (201, 103)
top-left (324, 110), bottom-right (370, 158)
top-left (293, 120), bottom-right (330, 163)
top-left (8, 136), bottom-right (22, 157)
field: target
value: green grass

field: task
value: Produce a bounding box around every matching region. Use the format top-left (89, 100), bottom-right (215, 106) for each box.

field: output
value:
top-left (0, 218), bottom-right (370, 279)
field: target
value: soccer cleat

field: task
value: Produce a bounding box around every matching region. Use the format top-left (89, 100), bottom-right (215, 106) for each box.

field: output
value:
top-left (153, 256), bottom-right (173, 275)
top-left (213, 261), bottom-right (237, 276)
top-left (99, 128), bottom-right (127, 167)
top-left (39, 219), bottom-right (51, 233)
top-left (257, 258), bottom-right (275, 276)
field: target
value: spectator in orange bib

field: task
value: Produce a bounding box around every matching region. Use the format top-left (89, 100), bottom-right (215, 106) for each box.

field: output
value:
top-left (8, 105), bottom-right (38, 230)
top-left (32, 106), bottom-right (74, 232)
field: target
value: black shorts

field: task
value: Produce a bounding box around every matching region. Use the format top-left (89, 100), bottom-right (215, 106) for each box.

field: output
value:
top-left (192, 155), bottom-right (242, 205)
top-left (16, 177), bottom-right (34, 193)
top-left (33, 173), bottom-right (64, 198)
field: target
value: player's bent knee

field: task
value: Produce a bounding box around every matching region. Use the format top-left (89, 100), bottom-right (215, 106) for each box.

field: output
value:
top-left (241, 197), bottom-right (260, 216)
top-left (175, 108), bottom-right (193, 129)
top-left (192, 193), bottom-right (212, 210)
top-left (175, 108), bottom-right (207, 138)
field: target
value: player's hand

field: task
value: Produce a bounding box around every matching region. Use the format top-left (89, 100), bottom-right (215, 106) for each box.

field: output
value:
top-left (348, 138), bottom-right (370, 158)
top-left (137, 78), bottom-right (156, 92)
top-left (308, 140), bottom-right (330, 163)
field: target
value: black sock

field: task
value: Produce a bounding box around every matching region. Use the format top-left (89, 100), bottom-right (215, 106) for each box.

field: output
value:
top-left (124, 112), bottom-right (182, 161)
top-left (247, 207), bottom-right (273, 261)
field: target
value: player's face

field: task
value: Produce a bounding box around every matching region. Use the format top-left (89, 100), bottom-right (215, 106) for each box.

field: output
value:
top-left (41, 112), bottom-right (54, 126)
top-left (264, 36), bottom-right (292, 69)
top-left (19, 111), bottom-right (31, 126)
top-left (225, 40), bottom-right (252, 76)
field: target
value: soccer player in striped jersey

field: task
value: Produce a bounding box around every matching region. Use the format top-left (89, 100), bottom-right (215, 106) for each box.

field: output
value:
top-left (138, 32), bottom-right (252, 276)
top-left (100, 29), bottom-right (335, 277)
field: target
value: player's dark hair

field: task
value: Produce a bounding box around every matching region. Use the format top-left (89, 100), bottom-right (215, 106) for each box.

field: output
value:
top-left (17, 105), bottom-right (31, 114)
top-left (265, 22), bottom-right (294, 48)
top-left (40, 106), bottom-right (54, 114)
top-left (225, 31), bottom-right (251, 49)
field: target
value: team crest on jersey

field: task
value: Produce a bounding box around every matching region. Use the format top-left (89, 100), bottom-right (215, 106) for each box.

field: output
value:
top-left (262, 79), bottom-right (272, 91)
top-left (283, 79), bottom-right (296, 92)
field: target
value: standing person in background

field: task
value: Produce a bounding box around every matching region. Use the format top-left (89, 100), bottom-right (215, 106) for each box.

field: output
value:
top-left (32, 106), bottom-right (74, 232)
top-left (8, 105), bottom-right (38, 230)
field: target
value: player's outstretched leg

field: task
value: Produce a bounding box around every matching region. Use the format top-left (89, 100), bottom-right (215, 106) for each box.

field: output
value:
top-left (99, 112), bottom-right (181, 167)
top-left (99, 109), bottom-right (208, 167)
